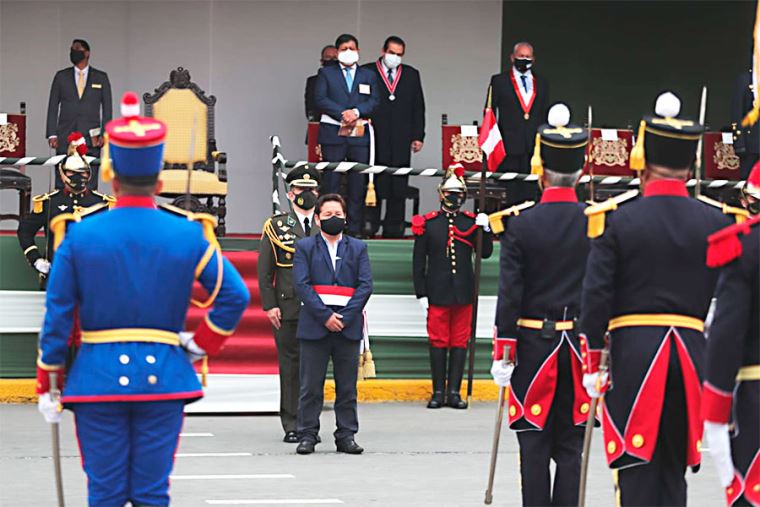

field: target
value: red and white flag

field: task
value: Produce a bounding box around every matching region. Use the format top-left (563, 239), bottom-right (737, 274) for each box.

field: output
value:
top-left (478, 107), bottom-right (506, 172)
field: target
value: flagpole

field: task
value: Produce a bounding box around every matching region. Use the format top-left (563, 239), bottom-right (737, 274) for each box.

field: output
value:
top-left (466, 86), bottom-right (492, 405)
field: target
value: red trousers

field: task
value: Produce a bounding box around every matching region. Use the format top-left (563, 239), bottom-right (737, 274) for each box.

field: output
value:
top-left (427, 304), bottom-right (472, 349)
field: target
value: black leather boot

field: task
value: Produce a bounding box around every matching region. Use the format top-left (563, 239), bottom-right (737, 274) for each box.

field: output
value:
top-left (427, 346), bottom-right (447, 409)
top-left (446, 347), bottom-right (468, 409)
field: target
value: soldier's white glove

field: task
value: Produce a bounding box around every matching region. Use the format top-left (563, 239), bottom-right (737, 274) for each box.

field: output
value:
top-left (490, 360), bottom-right (514, 387)
top-left (704, 421), bottom-right (735, 487)
top-left (475, 213), bottom-right (490, 231)
top-left (38, 392), bottom-right (62, 424)
top-left (583, 372), bottom-right (609, 399)
top-left (417, 297), bottom-right (429, 311)
top-left (179, 331), bottom-right (206, 363)
top-left (34, 259), bottom-right (51, 275)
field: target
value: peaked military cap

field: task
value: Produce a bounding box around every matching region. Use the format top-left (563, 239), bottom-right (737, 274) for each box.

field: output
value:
top-left (286, 165), bottom-right (320, 188)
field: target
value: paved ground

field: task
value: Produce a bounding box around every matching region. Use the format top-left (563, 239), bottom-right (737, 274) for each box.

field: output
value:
top-left (1, 402), bottom-right (724, 506)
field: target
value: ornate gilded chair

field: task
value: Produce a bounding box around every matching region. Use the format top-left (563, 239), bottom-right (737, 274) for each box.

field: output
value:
top-left (143, 67), bottom-right (228, 235)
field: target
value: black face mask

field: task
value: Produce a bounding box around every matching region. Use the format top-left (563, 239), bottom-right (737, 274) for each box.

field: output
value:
top-left (319, 216), bottom-right (345, 235)
top-left (67, 173), bottom-right (89, 193)
top-left (70, 49), bottom-right (86, 65)
top-left (514, 58), bottom-right (533, 73)
top-left (748, 199), bottom-right (759, 216)
top-left (294, 190), bottom-right (317, 210)
top-left (442, 193), bottom-right (464, 211)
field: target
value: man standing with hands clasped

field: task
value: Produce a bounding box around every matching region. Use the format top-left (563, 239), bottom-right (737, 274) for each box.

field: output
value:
top-left (293, 194), bottom-right (373, 455)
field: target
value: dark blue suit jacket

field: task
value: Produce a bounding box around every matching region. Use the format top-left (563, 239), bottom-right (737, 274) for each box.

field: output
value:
top-left (315, 64), bottom-right (379, 146)
top-left (294, 234), bottom-right (373, 341)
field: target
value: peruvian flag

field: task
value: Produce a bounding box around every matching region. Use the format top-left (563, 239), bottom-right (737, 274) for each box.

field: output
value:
top-left (478, 107), bottom-right (506, 172)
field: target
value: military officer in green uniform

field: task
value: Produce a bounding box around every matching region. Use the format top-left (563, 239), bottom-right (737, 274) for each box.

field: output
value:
top-left (258, 165), bottom-right (321, 442)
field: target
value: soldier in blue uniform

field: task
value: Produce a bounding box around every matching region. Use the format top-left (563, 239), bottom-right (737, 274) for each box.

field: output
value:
top-left (490, 103), bottom-right (595, 506)
top-left (36, 91), bottom-right (250, 507)
top-left (579, 92), bottom-right (734, 506)
top-left (702, 214), bottom-right (760, 507)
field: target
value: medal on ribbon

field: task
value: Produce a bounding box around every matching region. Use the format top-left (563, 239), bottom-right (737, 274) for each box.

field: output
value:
top-left (377, 60), bottom-right (402, 102)
top-left (509, 72), bottom-right (536, 121)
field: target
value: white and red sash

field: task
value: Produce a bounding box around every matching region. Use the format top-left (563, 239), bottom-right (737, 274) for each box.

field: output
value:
top-left (376, 60), bottom-right (402, 100)
top-left (509, 71), bottom-right (536, 120)
top-left (313, 285), bottom-right (356, 306)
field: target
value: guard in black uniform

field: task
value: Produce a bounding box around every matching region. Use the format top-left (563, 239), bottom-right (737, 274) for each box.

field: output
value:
top-left (17, 132), bottom-right (113, 278)
top-left (702, 214), bottom-right (760, 507)
top-left (579, 92), bottom-right (734, 506)
top-left (490, 103), bottom-right (594, 507)
top-left (258, 165), bottom-right (320, 443)
top-left (412, 164), bottom-right (492, 409)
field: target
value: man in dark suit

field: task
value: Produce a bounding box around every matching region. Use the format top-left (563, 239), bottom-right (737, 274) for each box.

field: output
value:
top-left (305, 45), bottom-right (338, 121)
top-left (258, 165), bottom-right (321, 443)
top-left (487, 41), bottom-right (549, 204)
top-left (362, 35), bottom-right (426, 238)
top-left (731, 70), bottom-right (759, 179)
top-left (293, 194), bottom-right (373, 455)
top-left (46, 39), bottom-right (112, 189)
top-left (314, 34), bottom-right (380, 236)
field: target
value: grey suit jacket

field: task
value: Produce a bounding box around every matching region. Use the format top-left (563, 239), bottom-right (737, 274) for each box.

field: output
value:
top-left (46, 66), bottom-right (112, 153)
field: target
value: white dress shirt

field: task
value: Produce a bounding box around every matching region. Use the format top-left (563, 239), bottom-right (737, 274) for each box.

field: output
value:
top-left (321, 233), bottom-right (343, 270)
top-left (380, 60), bottom-right (398, 83)
top-left (294, 209), bottom-right (315, 234)
top-left (511, 66), bottom-right (533, 105)
top-left (74, 65), bottom-right (90, 89)
top-left (340, 63), bottom-right (357, 86)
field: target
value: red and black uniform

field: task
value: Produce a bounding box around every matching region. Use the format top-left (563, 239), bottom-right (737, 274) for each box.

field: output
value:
top-left (703, 216), bottom-right (760, 506)
top-left (494, 187), bottom-right (594, 506)
top-left (412, 208), bottom-right (492, 407)
top-left (580, 179), bottom-right (731, 505)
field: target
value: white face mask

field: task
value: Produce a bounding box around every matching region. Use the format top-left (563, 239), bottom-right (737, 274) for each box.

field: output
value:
top-left (383, 53), bottom-right (402, 69)
top-left (338, 49), bottom-right (359, 66)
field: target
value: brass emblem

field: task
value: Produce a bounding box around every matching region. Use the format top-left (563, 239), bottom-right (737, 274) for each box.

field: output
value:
top-left (590, 137), bottom-right (629, 167)
top-left (543, 126), bottom-right (583, 138)
top-left (651, 117), bottom-right (694, 130)
top-left (449, 133), bottom-right (482, 164)
top-left (0, 123), bottom-right (20, 153)
top-left (114, 119), bottom-right (162, 137)
top-left (285, 252), bottom-right (292, 259)
top-left (713, 141), bottom-right (740, 171)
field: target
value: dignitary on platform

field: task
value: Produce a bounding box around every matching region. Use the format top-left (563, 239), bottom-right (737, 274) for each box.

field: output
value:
top-left (315, 34), bottom-right (380, 237)
top-left (412, 164), bottom-right (491, 410)
top-left (362, 35), bottom-right (426, 238)
top-left (258, 165), bottom-right (321, 443)
top-left (702, 212), bottom-right (760, 506)
top-left (490, 104), bottom-right (594, 507)
top-left (46, 39), bottom-right (112, 188)
top-left (293, 194), bottom-right (373, 455)
top-left (487, 42), bottom-right (549, 205)
top-left (305, 45), bottom-right (338, 122)
top-left (579, 92), bottom-right (734, 506)
top-left (36, 92), bottom-right (250, 506)
top-left (17, 132), bottom-right (113, 280)
top-left (731, 70), bottom-right (759, 179)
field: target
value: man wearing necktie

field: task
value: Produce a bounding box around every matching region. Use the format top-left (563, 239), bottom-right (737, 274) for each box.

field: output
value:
top-left (314, 34), bottom-right (380, 237)
top-left (486, 42), bottom-right (549, 205)
top-left (362, 36), bottom-right (426, 238)
top-left (46, 39), bottom-right (112, 189)
top-left (293, 194), bottom-right (373, 455)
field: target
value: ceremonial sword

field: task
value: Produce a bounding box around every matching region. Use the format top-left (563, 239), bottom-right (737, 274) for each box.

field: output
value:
top-left (695, 86), bottom-right (708, 198)
top-left (484, 345), bottom-right (512, 504)
top-left (578, 349), bottom-right (609, 507)
top-left (49, 372), bottom-right (65, 507)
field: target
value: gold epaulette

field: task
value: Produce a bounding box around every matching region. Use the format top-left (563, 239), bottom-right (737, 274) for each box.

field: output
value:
top-left (49, 213), bottom-right (80, 252)
top-left (75, 202), bottom-right (110, 219)
top-left (263, 214), bottom-right (297, 267)
top-left (487, 201), bottom-right (536, 234)
top-left (32, 190), bottom-right (59, 214)
top-left (93, 191), bottom-right (117, 209)
top-left (697, 195), bottom-right (751, 224)
top-left (158, 204), bottom-right (219, 246)
top-left (584, 189), bottom-right (639, 238)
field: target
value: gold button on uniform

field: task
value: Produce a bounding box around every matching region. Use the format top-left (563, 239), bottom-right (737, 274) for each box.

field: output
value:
top-left (696, 439), bottom-right (702, 453)
top-left (530, 404), bottom-right (542, 416)
top-left (607, 441), bottom-right (617, 454)
top-left (752, 484), bottom-right (759, 493)
top-left (509, 405), bottom-right (517, 417)
top-left (632, 434), bottom-right (644, 448)
top-left (580, 402), bottom-right (590, 414)
top-left (148, 375), bottom-right (158, 385)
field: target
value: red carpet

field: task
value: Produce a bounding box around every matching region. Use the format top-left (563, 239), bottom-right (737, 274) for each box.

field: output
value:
top-left (186, 250), bottom-right (279, 375)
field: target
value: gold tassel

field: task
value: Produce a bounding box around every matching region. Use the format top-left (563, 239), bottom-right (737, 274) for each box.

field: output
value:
top-left (530, 133), bottom-right (543, 176)
top-left (365, 174), bottom-right (377, 207)
top-left (742, 100), bottom-right (759, 127)
top-left (357, 352), bottom-right (365, 381)
top-left (629, 120), bottom-right (646, 171)
top-left (101, 133), bottom-right (114, 182)
top-left (586, 213), bottom-right (606, 239)
top-left (361, 350), bottom-right (376, 379)
top-left (201, 356), bottom-right (208, 387)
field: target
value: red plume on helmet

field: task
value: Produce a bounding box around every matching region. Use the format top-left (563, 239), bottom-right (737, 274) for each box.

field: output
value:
top-left (66, 131), bottom-right (88, 157)
top-left (452, 163), bottom-right (465, 178)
